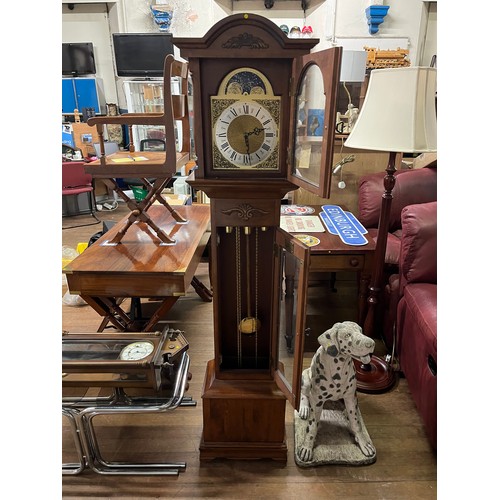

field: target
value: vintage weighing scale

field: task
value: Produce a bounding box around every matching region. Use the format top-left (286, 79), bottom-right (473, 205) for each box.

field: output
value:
top-left (174, 13), bottom-right (342, 461)
top-left (62, 327), bottom-right (192, 475)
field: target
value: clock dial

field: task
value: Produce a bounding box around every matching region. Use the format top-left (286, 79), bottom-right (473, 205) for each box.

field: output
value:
top-left (211, 67), bottom-right (280, 171)
top-left (119, 341), bottom-right (155, 361)
top-left (214, 99), bottom-right (278, 169)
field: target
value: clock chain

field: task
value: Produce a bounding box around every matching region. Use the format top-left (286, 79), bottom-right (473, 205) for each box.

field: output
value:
top-left (235, 227), bottom-right (242, 367)
top-left (254, 227), bottom-right (259, 367)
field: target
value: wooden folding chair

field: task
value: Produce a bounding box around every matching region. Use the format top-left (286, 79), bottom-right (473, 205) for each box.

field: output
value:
top-left (85, 55), bottom-right (192, 245)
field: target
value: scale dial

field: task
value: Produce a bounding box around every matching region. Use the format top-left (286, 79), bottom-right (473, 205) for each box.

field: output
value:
top-left (119, 341), bottom-right (155, 361)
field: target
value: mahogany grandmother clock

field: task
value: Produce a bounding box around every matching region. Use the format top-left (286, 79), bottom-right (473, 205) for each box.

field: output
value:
top-left (174, 13), bottom-right (341, 461)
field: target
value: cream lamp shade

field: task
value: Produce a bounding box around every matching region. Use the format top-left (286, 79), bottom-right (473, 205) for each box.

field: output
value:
top-left (344, 66), bottom-right (437, 153)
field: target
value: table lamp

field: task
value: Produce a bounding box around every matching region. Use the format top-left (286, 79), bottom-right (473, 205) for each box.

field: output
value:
top-left (345, 66), bottom-right (437, 392)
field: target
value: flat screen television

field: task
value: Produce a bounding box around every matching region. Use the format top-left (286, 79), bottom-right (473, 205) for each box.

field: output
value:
top-left (62, 42), bottom-right (96, 76)
top-left (112, 33), bottom-right (174, 78)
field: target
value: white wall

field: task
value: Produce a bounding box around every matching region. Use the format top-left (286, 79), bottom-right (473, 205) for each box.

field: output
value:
top-left (62, 0), bottom-right (436, 110)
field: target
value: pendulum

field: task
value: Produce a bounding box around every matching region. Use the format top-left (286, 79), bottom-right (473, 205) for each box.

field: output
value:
top-left (239, 227), bottom-right (261, 336)
top-left (235, 227), bottom-right (242, 366)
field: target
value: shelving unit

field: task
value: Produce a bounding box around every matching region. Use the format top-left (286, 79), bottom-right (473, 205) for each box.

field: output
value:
top-left (62, 77), bottom-right (106, 115)
top-left (123, 78), bottom-right (191, 152)
top-left (216, 1), bottom-right (324, 12)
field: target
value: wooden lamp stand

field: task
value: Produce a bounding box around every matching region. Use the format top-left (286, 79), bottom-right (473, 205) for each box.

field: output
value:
top-left (355, 151), bottom-right (398, 393)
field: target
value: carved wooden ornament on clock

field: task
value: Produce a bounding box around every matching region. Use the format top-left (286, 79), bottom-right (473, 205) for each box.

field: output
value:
top-left (174, 13), bottom-right (342, 461)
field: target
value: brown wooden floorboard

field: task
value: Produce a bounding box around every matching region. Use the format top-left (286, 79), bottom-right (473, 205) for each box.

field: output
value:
top-left (62, 202), bottom-right (437, 499)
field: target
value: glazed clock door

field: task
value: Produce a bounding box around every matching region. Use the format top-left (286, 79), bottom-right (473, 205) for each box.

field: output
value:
top-left (272, 228), bottom-right (310, 410)
top-left (288, 47), bottom-right (342, 198)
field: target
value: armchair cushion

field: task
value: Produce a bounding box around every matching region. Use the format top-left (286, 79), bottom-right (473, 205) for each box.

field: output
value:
top-left (62, 161), bottom-right (93, 193)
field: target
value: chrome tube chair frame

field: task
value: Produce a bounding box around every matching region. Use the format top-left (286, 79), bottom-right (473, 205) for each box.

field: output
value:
top-left (62, 352), bottom-right (193, 475)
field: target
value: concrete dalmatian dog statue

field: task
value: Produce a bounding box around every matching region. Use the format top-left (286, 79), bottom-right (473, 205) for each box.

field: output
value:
top-left (297, 321), bottom-right (376, 462)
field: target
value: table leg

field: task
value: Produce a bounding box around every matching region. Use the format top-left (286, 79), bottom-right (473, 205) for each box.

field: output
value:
top-left (358, 271), bottom-right (370, 326)
top-left (81, 295), bottom-right (134, 332)
top-left (143, 296), bottom-right (179, 332)
top-left (191, 276), bottom-right (213, 302)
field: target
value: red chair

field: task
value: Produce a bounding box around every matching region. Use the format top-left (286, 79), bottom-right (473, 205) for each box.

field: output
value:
top-left (62, 161), bottom-right (100, 225)
top-left (357, 165), bottom-right (437, 349)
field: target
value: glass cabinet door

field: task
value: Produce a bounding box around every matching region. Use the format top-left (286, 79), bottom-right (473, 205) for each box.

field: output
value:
top-left (272, 228), bottom-right (310, 410)
top-left (288, 47), bottom-right (342, 198)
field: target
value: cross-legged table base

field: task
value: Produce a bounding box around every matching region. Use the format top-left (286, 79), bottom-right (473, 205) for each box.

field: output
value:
top-left (64, 204), bottom-right (211, 333)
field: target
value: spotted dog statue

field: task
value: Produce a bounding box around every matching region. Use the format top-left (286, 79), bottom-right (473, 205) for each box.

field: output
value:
top-left (297, 321), bottom-right (376, 462)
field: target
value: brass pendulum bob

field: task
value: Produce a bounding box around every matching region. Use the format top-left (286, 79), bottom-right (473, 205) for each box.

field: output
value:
top-left (239, 227), bottom-right (260, 335)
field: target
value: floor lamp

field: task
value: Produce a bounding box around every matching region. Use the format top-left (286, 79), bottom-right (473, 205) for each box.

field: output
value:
top-left (344, 66), bottom-right (437, 393)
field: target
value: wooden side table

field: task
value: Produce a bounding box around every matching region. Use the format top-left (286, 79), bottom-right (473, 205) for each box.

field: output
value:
top-left (282, 205), bottom-right (375, 351)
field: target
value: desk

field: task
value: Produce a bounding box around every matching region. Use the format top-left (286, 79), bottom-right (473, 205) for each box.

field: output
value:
top-left (64, 204), bottom-right (211, 332)
top-left (283, 205), bottom-right (375, 351)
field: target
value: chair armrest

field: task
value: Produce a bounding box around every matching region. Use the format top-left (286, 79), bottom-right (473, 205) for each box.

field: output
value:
top-left (399, 201), bottom-right (437, 289)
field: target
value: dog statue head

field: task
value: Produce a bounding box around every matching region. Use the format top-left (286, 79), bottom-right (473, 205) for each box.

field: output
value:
top-left (318, 321), bottom-right (374, 365)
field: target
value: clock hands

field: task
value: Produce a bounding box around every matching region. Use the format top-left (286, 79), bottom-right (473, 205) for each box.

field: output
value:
top-left (243, 127), bottom-right (266, 155)
top-left (244, 133), bottom-right (250, 154)
top-left (246, 127), bottom-right (265, 137)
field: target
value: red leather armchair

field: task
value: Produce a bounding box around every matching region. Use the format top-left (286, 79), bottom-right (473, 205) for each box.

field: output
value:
top-left (357, 166), bottom-right (437, 347)
top-left (358, 165), bottom-right (437, 266)
top-left (396, 201), bottom-right (437, 450)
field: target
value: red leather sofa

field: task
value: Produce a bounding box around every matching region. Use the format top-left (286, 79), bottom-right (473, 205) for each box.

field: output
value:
top-left (396, 201), bottom-right (437, 450)
top-left (357, 166), bottom-right (437, 347)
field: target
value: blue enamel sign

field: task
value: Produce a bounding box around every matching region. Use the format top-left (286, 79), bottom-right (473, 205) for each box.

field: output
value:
top-left (321, 205), bottom-right (369, 246)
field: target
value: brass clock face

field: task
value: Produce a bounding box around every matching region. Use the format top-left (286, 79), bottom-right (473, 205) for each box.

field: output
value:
top-left (211, 67), bottom-right (280, 171)
top-left (214, 100), bottom-right (278, 168)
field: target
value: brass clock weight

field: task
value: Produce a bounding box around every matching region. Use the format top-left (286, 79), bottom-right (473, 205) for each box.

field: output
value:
top-left (174, 13), bottom-right (341, 461)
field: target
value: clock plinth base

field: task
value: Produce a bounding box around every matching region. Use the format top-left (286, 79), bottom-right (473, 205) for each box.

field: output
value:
top-left (199, 360), bottom-right (288, 462)
top-left (199, 439), bottom-right (288, 462)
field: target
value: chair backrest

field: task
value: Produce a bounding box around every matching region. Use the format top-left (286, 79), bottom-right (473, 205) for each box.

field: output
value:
top-left (93, 142), bottom-right (120, 157)
top-left (62, 161), bottom-right (92, 190)
top-left (358, 166), bottom-right (437, 232)
top-left (85, 54), bottom-right (191, 177)
top-left (163, 55), bottom-right (191, 169)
